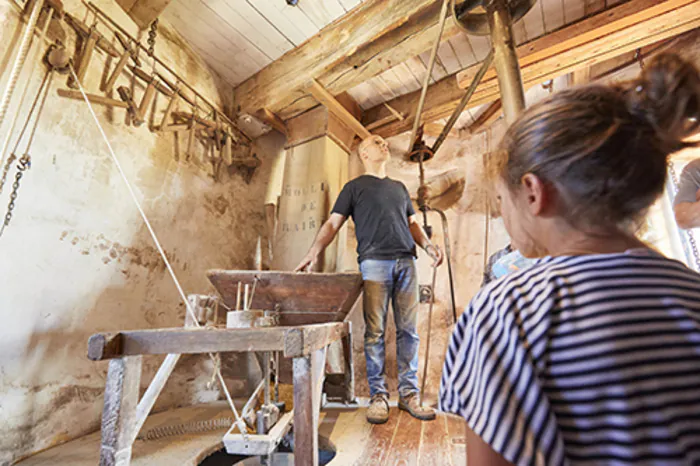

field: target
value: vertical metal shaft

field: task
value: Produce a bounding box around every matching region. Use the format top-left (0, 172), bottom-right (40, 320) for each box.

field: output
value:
top-left (487, 0), bottom-right (526, 124)
top-left (263, 351), bottom-right (271, 405)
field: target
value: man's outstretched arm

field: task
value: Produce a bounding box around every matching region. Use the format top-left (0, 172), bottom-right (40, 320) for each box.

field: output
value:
top-left (674, 188), bottom-right (700, 229)
top-left (408, 214), bottom-right (443, 267)
top-left (295, 213), bottom-right (347, 272)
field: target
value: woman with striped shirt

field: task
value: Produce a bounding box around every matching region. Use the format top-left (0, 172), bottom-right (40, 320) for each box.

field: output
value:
top-left (440, 53), bottom-right (700, 465)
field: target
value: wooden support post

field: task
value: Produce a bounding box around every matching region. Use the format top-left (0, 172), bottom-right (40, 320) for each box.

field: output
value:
top-left (129, 353), bottom-right (179, 445)
top-left (255, 108), bottom-right (288, 135)
top-left (100, 356), bottom-right (142, 466)
top-left (341, 322), bottom-right (355, 403)
top-left (293, 347), bottom-right (327, 466)
top-left (308, 79), bottom-right (371, 140)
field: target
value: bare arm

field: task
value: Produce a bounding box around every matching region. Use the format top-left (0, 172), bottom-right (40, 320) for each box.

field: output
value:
top-left (674, 202), bottom-right (700, 229)
top-left (294, 213), bottom-right (347, 272)
top-left (408, 214), bottom-right (443, 266)
top-left (465, 423), bottom-right (514, 466)
top-left (674, 195), bottom-right (700, 230)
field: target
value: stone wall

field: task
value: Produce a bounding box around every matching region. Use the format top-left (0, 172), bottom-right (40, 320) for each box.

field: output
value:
top-left (0, 1), bottom-right (278, 462)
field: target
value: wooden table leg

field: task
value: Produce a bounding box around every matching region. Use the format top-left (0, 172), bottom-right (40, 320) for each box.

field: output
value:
top-left (100, 355), bottom-right (142, 466)
top-left (293, 347), bottom-right (327, 466)
top-left (342, 322), bottom-right (355, 404)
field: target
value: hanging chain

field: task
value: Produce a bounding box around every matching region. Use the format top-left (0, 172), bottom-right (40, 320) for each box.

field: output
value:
top-left (0, 70), bottom-right (54, 238)
top-left (0, 69), bottom-right (51, 197)
top-left (0, 154), bottom-right (17, 196)
top-left (668, 162), bottom-right (700, 270)
top-left (0, 155), bottom-right (31, 238)
top-left (147, 19), bottom-right (158, 75)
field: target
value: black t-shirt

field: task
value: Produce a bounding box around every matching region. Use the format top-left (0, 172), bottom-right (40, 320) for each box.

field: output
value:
top-left (332, 175), bottom-right (416, 263)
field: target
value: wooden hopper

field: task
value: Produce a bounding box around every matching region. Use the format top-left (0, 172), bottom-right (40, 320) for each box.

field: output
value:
top-left (207, 270), bottom-right (363, 326)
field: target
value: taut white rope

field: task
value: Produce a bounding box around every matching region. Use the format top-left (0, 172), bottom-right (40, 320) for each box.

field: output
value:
top-left (68, 63), bottom-right (247, 435)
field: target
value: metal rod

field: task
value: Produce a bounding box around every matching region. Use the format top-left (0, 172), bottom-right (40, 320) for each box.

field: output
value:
top-left (419, 263), bottom-right (438, 406)
top-left (487, 0), bottom-right (526, 123)
top-left (431, 208), bottom-right (457, 324)
top-left (407, 0), bottom-right (451, 154)
top-left (263, 351), bottom-right (271, 406)
top-left (83, 1), bottom-right (250, 142)
top-left (431, 49), bottom-right (494, 154)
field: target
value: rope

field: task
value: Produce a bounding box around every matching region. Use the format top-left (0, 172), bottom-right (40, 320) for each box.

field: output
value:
top-left (67, 63), bottom-right (248, 436)
top-left (0, 0), bottom-right (45, 129)
top-left (0, 6), bottom-right (53, 175)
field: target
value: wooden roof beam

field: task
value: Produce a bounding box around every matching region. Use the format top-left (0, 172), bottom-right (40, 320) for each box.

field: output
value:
top-left (308, 80), bottom-right (371, 140)
top-left (234, 0), bottom-right (460, 121)
top-left (363, 0), bottom-right (700, 138)
top-left (462, 100), bottom-right (503, 136)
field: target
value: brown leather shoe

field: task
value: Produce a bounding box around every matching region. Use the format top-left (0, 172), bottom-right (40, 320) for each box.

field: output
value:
top-left (398, 393), bottom-right (436, 421)
top-left (366, 394), bottom-right (390, 424)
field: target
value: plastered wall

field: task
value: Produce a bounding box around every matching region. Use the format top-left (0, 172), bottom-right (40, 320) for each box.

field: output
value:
top-left (0, 1), bottom-right (279, 462)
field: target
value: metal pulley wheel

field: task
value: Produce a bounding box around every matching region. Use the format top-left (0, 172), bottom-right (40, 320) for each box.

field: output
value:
top-left (452, 0), bottom-right (537, 35)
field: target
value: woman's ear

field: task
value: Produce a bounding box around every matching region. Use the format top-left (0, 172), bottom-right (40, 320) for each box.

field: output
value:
top-left (520, 173), bottom-right (547, 216)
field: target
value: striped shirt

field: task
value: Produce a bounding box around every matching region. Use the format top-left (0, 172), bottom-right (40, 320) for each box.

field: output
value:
top-left (439, 249), bottom-right (700, 465)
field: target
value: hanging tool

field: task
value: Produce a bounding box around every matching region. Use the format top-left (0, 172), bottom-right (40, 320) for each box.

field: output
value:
top-left (155, 83), bottom-right (180, 132)
top-left (102, 34), bottom-right (140, 94)
top-left (133, 77), bottom-right (158, 127)
top-left (116, 85), bottom-right (138, 121)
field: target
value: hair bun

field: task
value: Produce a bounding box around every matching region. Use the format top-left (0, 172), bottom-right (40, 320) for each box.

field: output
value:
top-left (625, 53), bottom-right (700, 145)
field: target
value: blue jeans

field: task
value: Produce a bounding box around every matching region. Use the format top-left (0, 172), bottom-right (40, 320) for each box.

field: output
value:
top-left (359, 258), bottom-right (420, 399)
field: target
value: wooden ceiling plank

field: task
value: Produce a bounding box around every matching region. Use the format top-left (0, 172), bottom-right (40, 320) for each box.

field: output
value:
top-left (309, 79), bottom-right (371, 140)
top-left (208, 0), bottom-right (293, 59)
top-left (521, 2), bottom-right (546, 41)
top-left (164, 1), bottom-right (271, 70)
top-left (243, 0), bottom-right (312, 46)
top-left (541, 0), bottom-right (565, 33)
top-left (562, 0), bottom-right (585, 24)
top-left (448, 34), bottom-right (478, 70)
top-left (362, 0), bottom-right (700, 138)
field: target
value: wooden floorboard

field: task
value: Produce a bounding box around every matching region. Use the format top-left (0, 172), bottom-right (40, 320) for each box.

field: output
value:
top-left (418, 408), bottom-right (452, 466)
top-left (17, 402), bottom-right (460, 466)
top-left (383, 410), bottom-right (422, 466)
top-left (353, 407), bottom-right (401, 466)
top-left (445, 413), bottom-right (467, 466)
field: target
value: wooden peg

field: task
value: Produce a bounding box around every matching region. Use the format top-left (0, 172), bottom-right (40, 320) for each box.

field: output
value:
top-left (102, 49), bottom-right (130, 94)
top-left (186, 115), bottom-right (196, 160)
top-left (221, 131), bottom-right (233, 165)
top-left (156, 91), bottom-right (179, 132)
top-left (69, 27), bottom-right (98, 89)
top-left (134, 78), bottom-right (157, 126)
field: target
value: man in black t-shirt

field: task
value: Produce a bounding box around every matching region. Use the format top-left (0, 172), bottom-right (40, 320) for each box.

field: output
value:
top-left (296, 135), bottom-right (442, 425)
